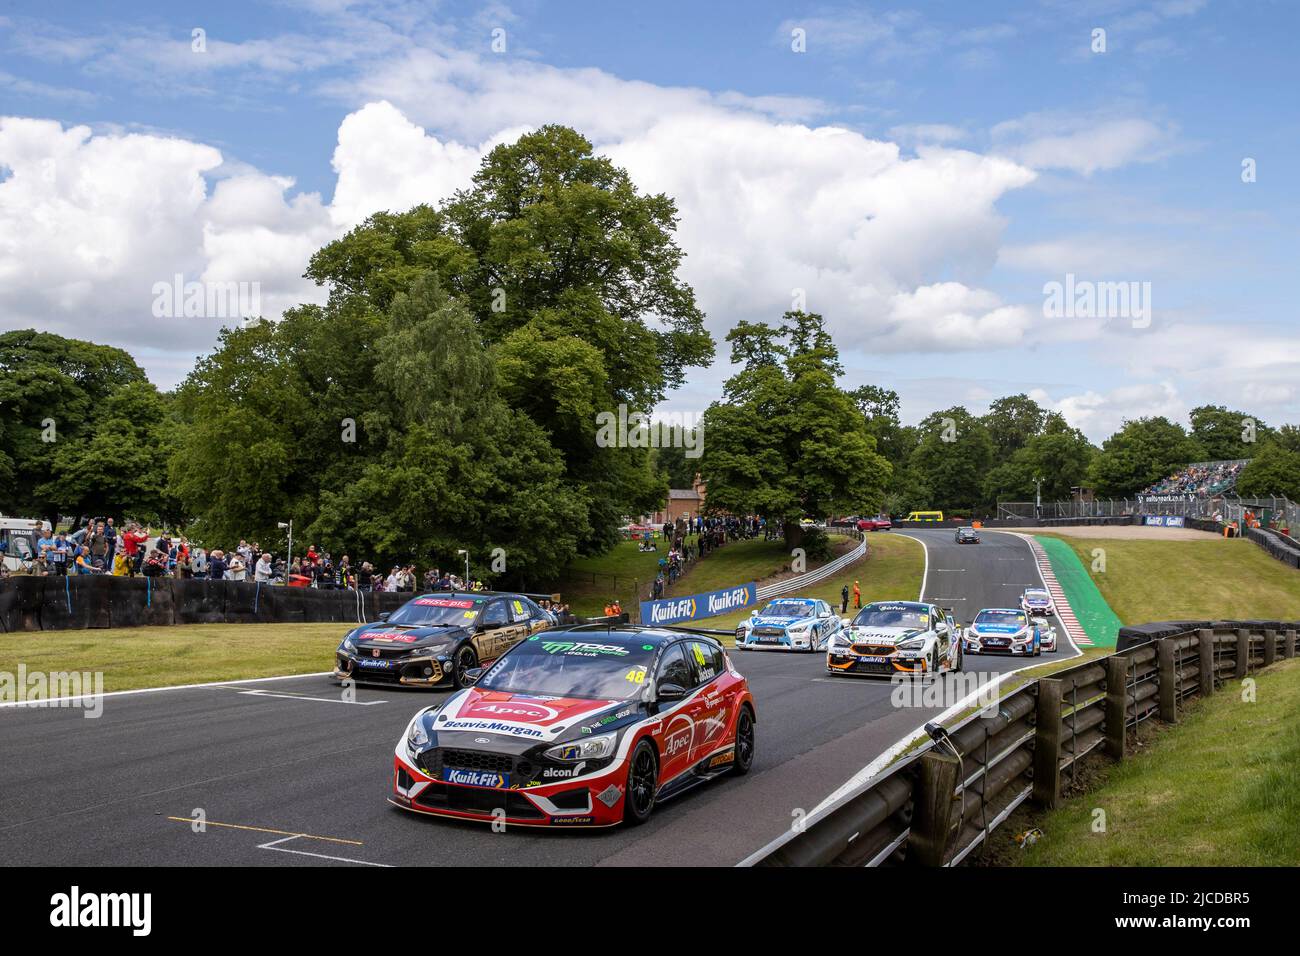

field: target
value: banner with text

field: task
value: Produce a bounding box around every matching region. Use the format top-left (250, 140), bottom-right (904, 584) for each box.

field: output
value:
top-left (639, 582), bottom-right (757, 626)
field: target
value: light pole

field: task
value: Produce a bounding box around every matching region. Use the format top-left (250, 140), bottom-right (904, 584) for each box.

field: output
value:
top-left (457, 549), bottom-right (469, 587)
top-left (1034, 477), bottom-right (1043, 520)
top-left (277, 520), bottom-right (293, 579)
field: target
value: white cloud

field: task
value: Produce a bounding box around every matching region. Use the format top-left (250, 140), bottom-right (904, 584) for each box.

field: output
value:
top-left (1030, 381), bottom-right (1186, 440)
top-left (992, 113), bottom-right (1179, 175)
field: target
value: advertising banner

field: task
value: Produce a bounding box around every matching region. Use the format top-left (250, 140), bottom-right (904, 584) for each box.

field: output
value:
top-left (639, 582), bottom-right (756, 626)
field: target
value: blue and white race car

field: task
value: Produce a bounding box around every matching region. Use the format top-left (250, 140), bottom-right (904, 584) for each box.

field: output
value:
top-left (963, 608), bottom-right (1043, 656)
top-left (735, 597), bottom-right (843, 652)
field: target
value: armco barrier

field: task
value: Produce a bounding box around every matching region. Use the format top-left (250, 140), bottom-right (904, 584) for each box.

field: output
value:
top-left (754, 535), bottom-right (868, 601)
top-left (0, 576), bottom-right (430, 631)
top-left (744, 619), bottom-right (1299, 867)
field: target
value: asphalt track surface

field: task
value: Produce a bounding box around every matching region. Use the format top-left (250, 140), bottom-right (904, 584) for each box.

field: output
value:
top-left (0, 529), bottom-right (1076, 866)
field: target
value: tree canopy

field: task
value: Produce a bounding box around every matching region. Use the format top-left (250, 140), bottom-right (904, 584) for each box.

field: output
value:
top-left (700, 311), bottom-right (891, 543)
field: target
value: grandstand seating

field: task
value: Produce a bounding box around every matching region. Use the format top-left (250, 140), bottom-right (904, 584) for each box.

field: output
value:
top-left (1140, 459), bottom-right (1248, 497)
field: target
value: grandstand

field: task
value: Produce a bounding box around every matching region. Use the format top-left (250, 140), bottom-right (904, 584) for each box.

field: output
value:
top-left (1139, 459), bottom-right (1250, 498)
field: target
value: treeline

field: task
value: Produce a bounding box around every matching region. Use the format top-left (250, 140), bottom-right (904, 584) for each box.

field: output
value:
top-left (4, 123), bottom-right (1298, 572)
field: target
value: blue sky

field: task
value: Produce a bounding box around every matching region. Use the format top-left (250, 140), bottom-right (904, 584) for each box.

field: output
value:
top-left (1, 0), bottom-right (1297, 441)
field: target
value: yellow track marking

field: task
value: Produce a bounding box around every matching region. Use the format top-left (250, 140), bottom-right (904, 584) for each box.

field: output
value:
top-left (166, 817), bottom-right (363, 846)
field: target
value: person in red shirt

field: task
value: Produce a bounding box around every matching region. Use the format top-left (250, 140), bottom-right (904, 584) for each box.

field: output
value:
top-left (122, 524), bottom-right (150, 577)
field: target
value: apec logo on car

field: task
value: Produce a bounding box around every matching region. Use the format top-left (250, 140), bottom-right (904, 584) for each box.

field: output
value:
top-left (464, 701), bottom-right (558, 723)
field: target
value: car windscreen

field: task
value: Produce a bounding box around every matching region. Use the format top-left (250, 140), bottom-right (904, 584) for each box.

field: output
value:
top-left (852, 604), bottom-right (929, 628)
top-left (1024, 591), bottom-right (1050, 601)
top-left (477, 637), bottom-right (658, 700)
top-left (760, 601), bottom-right (814, 618)
top-left (387, 596), bottom-right (485, 626)
top-left (975, 609), bottom-right (1027, 626)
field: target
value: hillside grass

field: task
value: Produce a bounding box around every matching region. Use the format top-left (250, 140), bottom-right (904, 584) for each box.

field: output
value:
top-left (1035, 534), bottom-right (1300, 624)
top-left (1012, 658), bottom-right (1300, 866)
top-left (0, 622), bottom-right (346, 693)
top-left (705, 532), bottom-right (925, 630)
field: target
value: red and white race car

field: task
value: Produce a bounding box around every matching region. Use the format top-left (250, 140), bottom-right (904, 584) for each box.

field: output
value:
top-left (391, 626), bottom-right (755, 827)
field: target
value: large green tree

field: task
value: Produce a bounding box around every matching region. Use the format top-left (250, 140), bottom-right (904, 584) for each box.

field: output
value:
top-left (1236, 442), bottom-right (1300, 500)
top-left (1188, 404), bottom-right (1271, 461)
top-left (981, 393), bottom-right (1048, 460)
top-left (0, 330), bottom-right (173, 522)
top-left (1088, 417), bottom-right (1201, 497)
top-left (982, 412), bottom-right (1096, 504)
top-left (908, 407), bottom-right (994, 512)
top-left (304, 125), bottom-right (713, 551)
top-left (700, 312), bottom-right (891, 544)
top-left (309, 278), bottom-right (588, 584)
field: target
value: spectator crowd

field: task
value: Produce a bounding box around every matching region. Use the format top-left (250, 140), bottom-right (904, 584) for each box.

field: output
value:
top-left (1140, 460), bottom-right (1246, 497)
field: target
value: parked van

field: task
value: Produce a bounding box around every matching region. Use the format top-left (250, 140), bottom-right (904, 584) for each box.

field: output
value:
top-left (0, 515), bottom-right (52, 572)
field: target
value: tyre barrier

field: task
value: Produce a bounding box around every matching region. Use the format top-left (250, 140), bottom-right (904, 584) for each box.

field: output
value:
top-left (0, 576), bottom-right (426, 632)
top-left (1246, 526), bottom-right (1300, 569)
top-left (743, 619), bottom-right (1299, 867)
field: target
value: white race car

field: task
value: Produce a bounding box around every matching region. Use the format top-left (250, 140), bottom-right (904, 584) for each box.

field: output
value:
top-left (735, 597), bottom-right (842, 652)
top-left (963, 608), bottom-right (1042, 656)
top-left (827, 601), bottom-right (961, 678)
top-left (1019, 588), bottom-right (1056, 618)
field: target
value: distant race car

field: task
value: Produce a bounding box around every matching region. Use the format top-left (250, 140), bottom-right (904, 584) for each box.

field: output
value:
top-left (827, 600), bottom-right (961, 677)
top-left (334, 591), bottom-right (555, 690)
top-left (963, 607), bottom-right (1041, 656)
top-left (1020, 588), bottom-right (1056, 617)
top-left (954, 526), bottom-right (981, 544)
top-left (735, 597), bottom-right (843, 652)
top-left (390, 626), bottom-right (755, 827)
top-left (857, 515), bottom-right (893, 532)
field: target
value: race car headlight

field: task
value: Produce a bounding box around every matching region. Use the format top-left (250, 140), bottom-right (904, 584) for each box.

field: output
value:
top-left (407, 717), bottom-right (430, 752)
top-left (545, 733), bottom-right (616, 762)
top-left (897, 636), bottom-right (927, 651)
top-left (341, 635), bottom-right (357, 653)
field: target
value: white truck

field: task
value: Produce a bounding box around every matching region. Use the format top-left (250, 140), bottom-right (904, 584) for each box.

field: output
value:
top-left (0, 515), bottom-right (53, 573)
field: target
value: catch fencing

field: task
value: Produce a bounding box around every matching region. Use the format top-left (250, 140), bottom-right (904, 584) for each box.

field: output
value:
top-left (743, 619), bottom-right (1297, 866)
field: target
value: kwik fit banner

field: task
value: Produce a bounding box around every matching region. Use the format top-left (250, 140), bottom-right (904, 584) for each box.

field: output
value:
top-left (640, 582), bottom-right (757, 626)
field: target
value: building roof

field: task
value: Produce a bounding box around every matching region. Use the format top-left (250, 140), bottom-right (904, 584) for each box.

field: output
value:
top-left (668, 489), bottom-right (701, 499)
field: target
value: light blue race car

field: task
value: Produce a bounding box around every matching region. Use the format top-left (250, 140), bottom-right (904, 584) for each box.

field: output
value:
top-left (734, 597), bottom-right (843, 652)
top-left (962, 607), bottom-right (1045, 657)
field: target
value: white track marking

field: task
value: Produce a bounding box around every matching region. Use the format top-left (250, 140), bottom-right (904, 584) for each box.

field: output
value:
top-left (236, 689), bottom-right (386, 706)
top-left (257, 835), bottom-right (392, 867)
top-left (0, 671), bottom-right (334, 709)
top-left (899, 533), bottom-right (930, 602)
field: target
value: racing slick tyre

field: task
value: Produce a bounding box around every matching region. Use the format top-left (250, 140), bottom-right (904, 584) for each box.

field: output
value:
top-left (624, 739), bottom-right (659, 825)
top-left (730, 706), bottom-right (755, 776)
top-left (927, 648), bottom-right (939, 680)
top-left (451, 643), bottom-right (479, 689)
top-left (954, 642), bottom-right (963, 672)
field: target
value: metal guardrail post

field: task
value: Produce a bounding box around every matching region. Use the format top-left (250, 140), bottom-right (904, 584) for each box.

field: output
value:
top-left (1032, 679), bottom-right (1063, 808)
top-left (1197, 629), bottom-right (1215, 697)
top-left (910, 751), bottom-right (961, 867)
top-left (1104, 656), bottom-right (1129, 760)
top-left (1157, 639), bottom-right (1178, 722)
top-left (1235, 628), bottom-right (1250, 679)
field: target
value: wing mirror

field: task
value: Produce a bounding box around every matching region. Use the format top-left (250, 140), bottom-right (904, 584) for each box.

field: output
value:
top-left (378, 612), bottom-right (390, 622)
top-left (462, 667), bottom-right (484, 686)
top-left (657, 682), bottom-right (687, 702)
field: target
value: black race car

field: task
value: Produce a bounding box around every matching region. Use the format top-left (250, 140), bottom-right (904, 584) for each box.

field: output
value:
top-left (954, 526), bottom-right (981, 544)
top-left (334, 592), bottom-right (556, 690)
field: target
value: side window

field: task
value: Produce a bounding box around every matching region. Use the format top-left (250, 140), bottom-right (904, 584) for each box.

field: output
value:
top-left (508, 598), bottom-right (531, 623)
top-left (689, 641), bottom-right (723, 684)
top-left (482, 601), bottom-right (510, 628)
top-left (656, 643), bottom-right (695, 690)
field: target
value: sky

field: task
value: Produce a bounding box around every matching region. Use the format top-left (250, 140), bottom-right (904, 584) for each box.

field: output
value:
top-left (0, 0), bottom-right (1296, 442)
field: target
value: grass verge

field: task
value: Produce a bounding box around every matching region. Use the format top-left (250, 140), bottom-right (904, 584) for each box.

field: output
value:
top-left (704, 532), bottom-right (924, 631)
top-left (1035, 534), bottom-right (1300, 624)
top-left (0, 622), bottom-right (346, 693)
top-left (987, 657), bottom-right (1300, 866)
